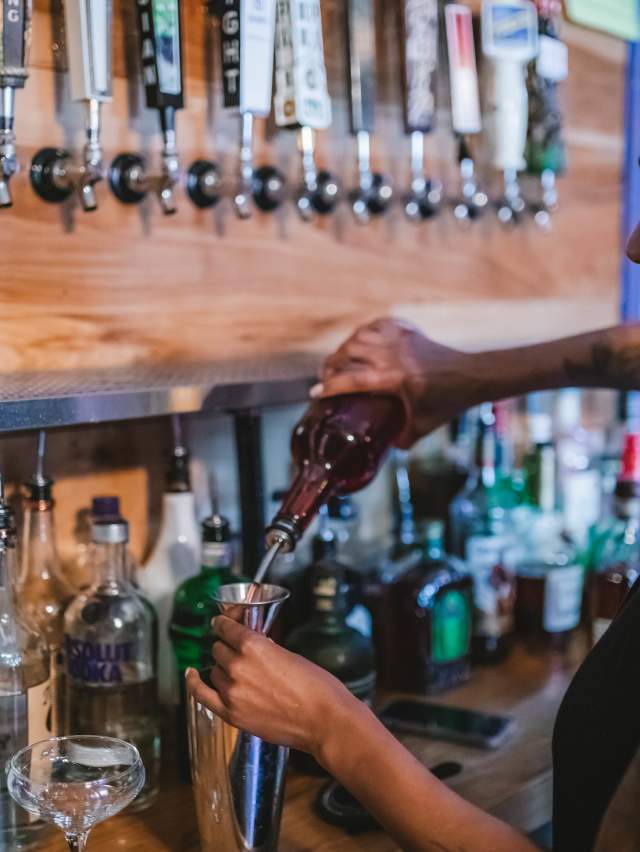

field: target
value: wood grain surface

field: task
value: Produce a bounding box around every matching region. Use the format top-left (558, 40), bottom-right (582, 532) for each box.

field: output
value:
top-left (37, 640), bottom-right (585, 851)
top-left (0, 1), bottom-right (624, 375)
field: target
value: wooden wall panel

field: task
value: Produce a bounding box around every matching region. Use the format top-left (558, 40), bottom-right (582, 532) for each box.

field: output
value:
top-left (0, 2), bottom-right (625, 375)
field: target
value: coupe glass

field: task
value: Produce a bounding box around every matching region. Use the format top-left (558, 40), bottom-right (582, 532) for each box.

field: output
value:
top-left (6, 735), bottom-right (145, 851)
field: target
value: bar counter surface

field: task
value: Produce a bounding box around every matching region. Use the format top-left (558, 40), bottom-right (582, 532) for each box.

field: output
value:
top-left (40, 640), bottom-right (585, 851)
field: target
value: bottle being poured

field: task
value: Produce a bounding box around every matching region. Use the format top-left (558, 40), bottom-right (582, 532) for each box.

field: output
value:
top-left (252, 393), bottom-right (406, 587)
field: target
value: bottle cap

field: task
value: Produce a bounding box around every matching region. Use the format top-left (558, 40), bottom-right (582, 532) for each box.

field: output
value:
top-left (91, 517), bottom-right (129, 545)
top-left (202, 514), bottom-right (230, 543)
top-left (23, 474), bottom-right (53, 503)
top-left (616, 433), bottom-right (640, 500)
top-left (91, 496), bottom-right (120, 518)
top-left (167, 446), bottom-right (191, 493)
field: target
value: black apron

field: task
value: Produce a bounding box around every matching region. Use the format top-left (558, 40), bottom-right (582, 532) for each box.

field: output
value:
top-left (552, 577), bottom-right (640, 851)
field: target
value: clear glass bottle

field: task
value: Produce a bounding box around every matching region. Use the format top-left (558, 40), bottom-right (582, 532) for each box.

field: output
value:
top-left (370, 519), bottom-right (473, 694)
top-left (64, 513), bottom-right (160, 810)
top-left (138, 444), bottom-right (201, 707)
top-left (450, 404), bottom-right (517, 663)
top-left (515, 441), bottom-right (584, 652)
top-left (17, 474), bottom-right (73, 737)
top-left (0, 478), bottom-right (51, 849)
top-left (590, 433), bottom-right (640, 645)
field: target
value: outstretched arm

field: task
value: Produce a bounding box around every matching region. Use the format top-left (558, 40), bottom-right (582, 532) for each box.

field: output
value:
top-left (315, 319), bottom-right (640, 447)
top-left (186, 617), bottom-right (536, 852)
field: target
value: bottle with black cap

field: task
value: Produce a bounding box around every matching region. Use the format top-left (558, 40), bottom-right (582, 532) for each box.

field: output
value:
top-left (285, 517), bottom-right (376, 774)
top-left (0, 474), bottom-right (52, 848)
top-left (139, 417), bottom-right (200, 707)
top-left (17, 432), bottom-right (73, 736)
top-left (169, 512), bottom-right (241, 780)
top-left (64, 509), bottom-right (160, 810)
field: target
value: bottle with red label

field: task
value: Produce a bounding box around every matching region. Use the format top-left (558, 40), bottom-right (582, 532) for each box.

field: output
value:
top-left (589, 433), bottom-right (640, 645)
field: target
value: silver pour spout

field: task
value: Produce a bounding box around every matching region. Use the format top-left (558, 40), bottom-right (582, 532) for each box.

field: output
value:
top-left (157, 126), bottom-right (180, 215)
top-left (78, 98), bottom-right (103, 212)
top-left (297, 125), bottom-right (318, 221)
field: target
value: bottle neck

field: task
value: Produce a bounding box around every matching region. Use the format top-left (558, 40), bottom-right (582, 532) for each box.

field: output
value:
top-left (423, 535), bottom-right (445, 562)
top-left (474, 424), bottom-right (497, 489)
top-left (311, 569), bottom-right (348, 621)
top-left (21, 499), bottom-right (60, 579)
top-left (94, 541), bottom-right (128, 586)
top-left (201, 539), bottom-right (234, 574)
top-left (0, 544), bottom-right (16, 620)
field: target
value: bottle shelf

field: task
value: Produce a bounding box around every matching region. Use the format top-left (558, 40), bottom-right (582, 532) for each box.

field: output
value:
top-left (0, 353), bottom-right (320, 433)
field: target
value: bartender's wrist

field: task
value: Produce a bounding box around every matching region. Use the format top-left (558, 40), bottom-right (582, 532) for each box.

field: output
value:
top-left (313, 690), bottom-right (379, 776)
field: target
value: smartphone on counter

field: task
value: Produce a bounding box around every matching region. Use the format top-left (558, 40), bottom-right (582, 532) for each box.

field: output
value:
top-left (378, 698), bottom-right (515, 749)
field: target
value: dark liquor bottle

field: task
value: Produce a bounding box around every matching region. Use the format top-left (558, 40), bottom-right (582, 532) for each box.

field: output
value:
top-left (371, 520), bottom-right (472, 694)
top-left (285, 557), bottom-right (376, 773)
top-left (267, 394), bottom-right (405, 552)
top-left (590, 433), bottom-right (640, 645)
top-left (514, 442), bottom-right (584, 653)
top-left (450, 405), bottom-right (517, 663)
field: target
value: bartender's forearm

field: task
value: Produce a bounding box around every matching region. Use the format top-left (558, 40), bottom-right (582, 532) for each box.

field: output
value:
top-left (317, 696), bottom-right (536, 852)
top-left (469, 324), bottom-right (640, 405)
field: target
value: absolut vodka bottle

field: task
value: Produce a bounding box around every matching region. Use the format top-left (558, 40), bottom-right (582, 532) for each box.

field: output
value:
top-left (64, 513), bottom-right (160, 810)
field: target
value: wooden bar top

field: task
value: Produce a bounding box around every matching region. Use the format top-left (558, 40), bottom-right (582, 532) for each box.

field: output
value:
top-left (40, 640), bottom-right (586, 851)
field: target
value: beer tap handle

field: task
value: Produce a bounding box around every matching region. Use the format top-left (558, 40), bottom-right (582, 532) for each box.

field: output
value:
top-left (481, 0), bottom-right (538, 224)
top-left (274, 0), bottom-right (336, 219)
top-left (135, 0), bottom-right (184, 214)
top-left (346, 0), bottom-right (392, 223)
top-left (445, 3), bottom-right (486, 222)
top-left (0, 0), bottom-right (32, 207)
top-left (64, 0), bottom-right (112, 211)
top-left (400, 0), bottom-right (441, 221)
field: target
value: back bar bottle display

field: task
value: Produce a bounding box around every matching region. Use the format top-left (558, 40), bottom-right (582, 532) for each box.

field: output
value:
top-left (219, 0), bottom-right (284, 217)
top-left (274, 0), bottom-right (338, 219)
top-left (346, 0), bottom-right (392, 223)
top-left (399, 0), bottom-right (442, 221)
top-left (481, 0), bottom-right (538, 224)
top-left (30, 0), bottom-right (112, 210)
top-left (0, 0), bottom-right (31, 207)
top-left (445, 3), bottom-right (487, 221)
top-left (109, 0), bottom-right (184, 213)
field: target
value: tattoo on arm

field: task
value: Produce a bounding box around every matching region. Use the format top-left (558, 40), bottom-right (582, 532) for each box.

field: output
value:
top-left (563, 342), bottom-right (640, 390)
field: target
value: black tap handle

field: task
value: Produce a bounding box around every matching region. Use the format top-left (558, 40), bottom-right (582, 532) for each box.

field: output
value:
top-left (135, 0), bottom-right (184, 112)
top-left (0, 0), bottom-right (32, 88)
top-left (346, 0), bottom-right (376, 134)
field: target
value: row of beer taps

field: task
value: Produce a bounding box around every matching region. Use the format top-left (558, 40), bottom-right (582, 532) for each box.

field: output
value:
top-left (0, 0), bottom-right (567, 228)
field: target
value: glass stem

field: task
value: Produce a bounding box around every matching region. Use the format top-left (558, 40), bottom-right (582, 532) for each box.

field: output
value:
top-left (65, 831), bottom-right (89, 851)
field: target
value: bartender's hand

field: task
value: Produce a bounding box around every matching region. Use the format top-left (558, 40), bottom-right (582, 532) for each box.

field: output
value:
top-left (313, 318), bottom-right (473, 448)
top-left (185, 615), bottom-right (359, 757)
top-left (185, 616), bottom-right (536, 852)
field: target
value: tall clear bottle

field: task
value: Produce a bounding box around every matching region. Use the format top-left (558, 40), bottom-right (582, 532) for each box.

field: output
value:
top-left (0, 478), bottom-right (52, 849)
top-left (17, 473), bottom-right (73, 736)
top-left (64, 513), bottom-right (160, 810)
top-left (450, 405), bottom-right (517, 663)
top-left (139, 435), bottom-right (200, 707)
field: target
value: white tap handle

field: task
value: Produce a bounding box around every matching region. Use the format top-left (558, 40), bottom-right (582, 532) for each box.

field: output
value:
top-left (274, 0), bottom-right (331, 130)
top-left (485, 59), bottom-right (528, 170)
top-left (445, 4), bottom-right (481, 136)
top-left (65, 0), bottom-right (112, 103)
top-left (481, 0), bottom-right (538, 171)
top-left (240, 0), bottom-right (277, 116)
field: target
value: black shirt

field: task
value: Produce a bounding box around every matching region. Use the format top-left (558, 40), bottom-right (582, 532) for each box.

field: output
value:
top-left (553, 577), bottom-right (640, 851)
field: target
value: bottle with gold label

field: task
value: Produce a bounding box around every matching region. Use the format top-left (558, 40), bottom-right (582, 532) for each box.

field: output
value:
top-left (0, 475), bottom-right (52, 849)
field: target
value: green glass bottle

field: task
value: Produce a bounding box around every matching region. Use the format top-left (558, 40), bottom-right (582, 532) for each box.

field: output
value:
top-left (169, 514), bottom-right (238, 780)
top-left (285, 555), bottom-right (376, 774)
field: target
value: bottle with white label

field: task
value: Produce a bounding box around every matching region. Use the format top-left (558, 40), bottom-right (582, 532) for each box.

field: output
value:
top-left (64, 513), bottom-right (160, 810)
top-left (138, 439), bottom-right (200, 707)
top-left (515, 441), bottom-right (584, 652)
top-left (450, 404), bottom-right (517, 663)
top-left (0, 475), bottom-right (52, 849)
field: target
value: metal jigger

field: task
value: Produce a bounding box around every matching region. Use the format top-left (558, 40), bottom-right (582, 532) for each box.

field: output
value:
top-left (188, 582), bottom-right (290, 852)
